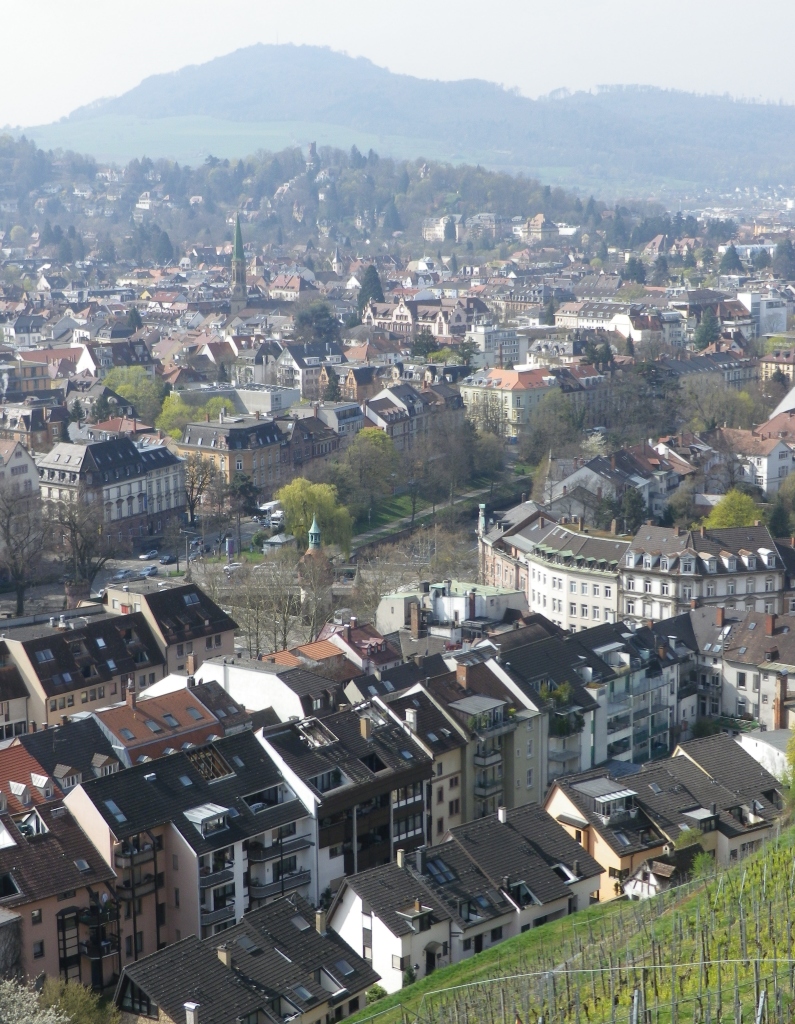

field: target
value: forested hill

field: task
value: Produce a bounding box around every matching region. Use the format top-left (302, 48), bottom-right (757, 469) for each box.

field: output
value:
top-left (22, 44), bottom-right (795, 194)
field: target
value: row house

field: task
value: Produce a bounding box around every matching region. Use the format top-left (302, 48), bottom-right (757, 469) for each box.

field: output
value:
top-left (329, 803), bottom-right (600, 992)
top-left (622, 524), bottom-right (786, 624)
top-left (363, 296), bottom-right (486, 340)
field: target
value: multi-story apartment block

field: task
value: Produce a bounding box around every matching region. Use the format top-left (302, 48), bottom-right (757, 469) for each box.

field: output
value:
top-left (459, 367), bottom-right (557, 438)
top-left (622, 524), bottom-right (786, 623)
top-left (65, 731), bottom-right (316, 964)
top-left (176, 411), bottom-right (285, 492)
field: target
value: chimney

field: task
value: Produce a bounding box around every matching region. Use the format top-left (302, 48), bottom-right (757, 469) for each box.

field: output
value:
top-left (521, 492), bottom-right (526, 503)
top-left (184, 1003), bottom-right (200, 1024)
top-left (754, 520), bottom-right (761, 527)
top-left (360, 716), bottom-right (372, 741)
top-left (414, 898), bottom-right (422, 912)
top-left (498, 806), bottom-right (507, 823)
top-left (413, 653), bottom-right (424, 670)
top-left (315, 910), bottom-right (327, 935)
top-left (187, 675), bottom-right (196, 689)
top-left (396, 848), bottom-right (405, 868)
top-left (610, 518), bottom-right (618, 535)
top-left (205, 413), bottom-right (210, 422)
top-left (573, 859), bottom-right (580, 877)
top-left (126, 680), bottom-right (137, 709)
top-left (700, 524), bottom-right (705, 538)
top-left (60, 715), bottom-right (67, 727)
top-left (766, 613), bottom-right (777, 637)
top-left (350, 615), bottom-right (357, 629)
top-left (775, 673), bottom-right (788, 729)
top-left (405, 708), bottom-right (418, 732)
top-left (415, 846), bottom-right (426, 874)
top-left (716, 607), bottom-right (725, 628)
top-left (456, 663), bottom-right (469, 687)
top-left (657, 644), bottom-right (667, 660)
top-left (217, 945), bottom-right (232, 968)
top-left (674, 525), bottom-right (681, 537)
top-left (410, 602), bottom-right (421, 641)
top-left (710, 803), bottom-right (717, 816)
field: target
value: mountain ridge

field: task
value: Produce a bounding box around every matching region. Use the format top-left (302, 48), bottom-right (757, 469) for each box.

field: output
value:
top-left (18, 44), bottom-right (795, 195)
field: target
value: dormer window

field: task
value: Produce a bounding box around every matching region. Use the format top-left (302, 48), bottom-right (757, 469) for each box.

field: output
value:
top-left (767, 554), bottom-right (776, 568)
top-left (681, 560), bottom-right (694, 574)
top-left (625, 553), bottom-right (635, 567)
top-left (747, 557), bottom-right (757, 570)
top-left (643, 556), bottom-right (652, 570)
top-left (708, 559), bottom-right (717, 574)
top-left (728, 557), bottom-right (737, 571)
top-left (660, 557), bottom-right (669, 571)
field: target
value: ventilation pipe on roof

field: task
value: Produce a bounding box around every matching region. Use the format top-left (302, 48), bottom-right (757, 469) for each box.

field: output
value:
top-left (498, 806), bottom-right (507, 824)
top-left (396, 849), bottom-right (405, 868)
top-left (184, 1003), bottom-right (200, 1024)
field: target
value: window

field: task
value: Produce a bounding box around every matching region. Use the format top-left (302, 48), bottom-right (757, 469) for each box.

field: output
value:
top-left (738, 672), bottom-right (746, 689)
top-left (592, 585), bottom-right (600, 597)
top-left (747, 579), bottom-right (755, 594)
top-left (174, 888), bottom-right (180, 908)
top-left (682, 560), bottom-right (693, 573)
top-left (581, 605), bottom-right (588, 618)
top-left (448, 798), bottom-right (460, 815)
top-left (626, 600), bottom-right (635, 615)
top-left (392, 955), bottom-right (409, 970)
top-left (527, 739), bottom-right (533, 757)
top-left (437, 817), bottom-right (444, 835)
top-left (526, 769), bottom-right (533, 788)
top-left (728, 580), bottom-right (736, 595)
top-left (449, 776), bottom-right (459, 789)
top-left (206, 637), bottom-right (213, 650)
top-left (661, 581), bottom-right (669, 596)
top-left (682, 585), bottom-right (693, 600)
top-left (491, 926), bottom-right (503, 942)
top-left (604, 585), bottom-right (612, 598)
top-left (738, 697), bottom-right (747, 716)
top-left (592, 607), bottom-right (600, 620)
top-left (31, 909), bottom-right (42, 925)
top-left (31, 940), bottom-right (46, 962)
top-left (644, 579), bottom-right (652, 593)
top-left (437, 787), bottom-right (444, 805)
top-left (570, 603), bottom-right (577, 616)
top-left (626, 577), bottom-right (635, 591)
top-left (706, 583), bottom-right (715, 597)
top-left (462, 939), bottom-right (472, 951)
top-left (581, 582), bottom-right (588, 595)
top-left (569, 581), bottom-right (576, 593)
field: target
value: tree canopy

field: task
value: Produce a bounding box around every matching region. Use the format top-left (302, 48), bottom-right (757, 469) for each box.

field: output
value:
top-left (103, 367), bottom-right (169, 425)
top-left (356, 264), bottom-right (385, 316)
top-left (719, 243), bottom-right (744, 274)
top-left (276, 478), bottom-right (353, 553)
top-left (693, 308), bottom-right (721, 350)
top-left (703, 489), bottom-right (759, 529)
top-left (293, 300), bottom-right (341, 346)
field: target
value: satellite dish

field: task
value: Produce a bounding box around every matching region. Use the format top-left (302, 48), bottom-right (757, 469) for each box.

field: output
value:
top-left (100, 892), bottom-right (109, 905)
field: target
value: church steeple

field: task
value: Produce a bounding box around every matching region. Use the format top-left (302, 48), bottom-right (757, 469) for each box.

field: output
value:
top-left (308, 515), bottom-right (321, 550)
top-left (230, 214), bottom-right (247, 313)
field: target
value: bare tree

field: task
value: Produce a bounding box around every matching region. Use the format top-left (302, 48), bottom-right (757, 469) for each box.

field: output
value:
top-left (48, 499), bottom-right (119, 593)
top-left (0, 486), bottom-right (46, 615)
top-left (184, 453), bottom-right (217, 527)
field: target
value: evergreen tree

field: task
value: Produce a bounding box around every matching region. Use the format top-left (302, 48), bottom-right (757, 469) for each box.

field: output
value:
top-left (694, 308), bottom-right (721, 350)
top-left (651, 254), bottom-right (669, 285)
top-left (719, 243), bottom-right (744, 274)
top-left (773, 239), bottom-right (795, 280)
top-left (768, 496), bottom-right (791, 538)
top-left (126, 307), bottom-right (143, 330)
top-left (382, 198), bottom-right (401, 233)
top-left (155, 230), bottom-right (174, 264)
top-left (356, 264), bottom-right (385, 316)
top-left (541, 298), bottom-right (557, 326)
top-left (449, 252), bottom-right (458, 274)
top-left (621, 488), bottom-right (647, 533)
top-left (324, 370), bottom-right (342, 401)
top-left (444, 217), bottom-right (457, 241)
top-left (753, 248), bottom-right (772, 271)
top-left (69, 398), bottom-right (84, 423)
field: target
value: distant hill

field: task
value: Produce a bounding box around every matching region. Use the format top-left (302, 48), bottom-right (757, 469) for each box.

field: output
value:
top-left (20, 44), bottom-right (795, 194)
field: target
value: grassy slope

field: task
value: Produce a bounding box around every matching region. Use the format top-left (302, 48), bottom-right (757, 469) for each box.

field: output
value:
top-left (350, 826), bottom-right (795, 1024)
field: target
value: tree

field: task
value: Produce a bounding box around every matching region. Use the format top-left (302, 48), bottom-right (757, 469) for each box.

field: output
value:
top-left (92, 393), bottom-right (111, 423)
top-left (342, 428), bottom-right (399, 521)
top-left (540, 297), bottom-right (557, 326)
top-left (323, 370), bottom-right (342, 402)
top-left (356, 264), bottom-right (385, 317)
top-left (155, 230), bottom-right (173, 264)
top-left (103, 367), bottom-right (169, 425)
top-left (50, 498), bottom-right (117, 586)
top-left (126, 307), bottom-right (143, 331)
top-left (293, 300), bottom-right (341, 346)
top-left (444, 217), bottom-right (456, 241)
top-left (651, 254), bottom-right (669, 286)
top-left (40, 977), bottom-right (119, 1024)
top-left (68, 398), bottom-right (84, 423)
top-left (621, 488), bottom-right (647, 533)
top-left (449, 252), bottom-right (458, 274)
top-left (768, 495), bottom-right (791, 538)
top-left (227, 472), bottom-right (260, 556)
top-left (184, 452), bottom-right (217, 526)
top-left (719, 244), bottom-right (744, 274)
top-left (412, 330), bottom-right (437, 358)
top-left (704, 489), bottom-right (759, 529)
top-left (0, 981), bottom-right (68, 1024)
top-left (621, 257), bottom-right (646, 284)
top-left (753, 248), bottom-right (772, 272)
top-left (773, 239), bottom-right (795, 280)
top-left (0, 485), bottom-right (45, 615)
top-left (693, 308), bottom-right (721, 350)
top-left (276, 478), bottom-right (353, 552)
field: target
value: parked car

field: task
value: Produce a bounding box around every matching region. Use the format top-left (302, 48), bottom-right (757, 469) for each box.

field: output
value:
top-left (111, 569), bottom-right (135, 582)
top-left (139, 566), bottom-right (159, 578)
top-left (139, 549), bottom-right (158, 560)
top-left (159, 554), bottom-right (176, 565)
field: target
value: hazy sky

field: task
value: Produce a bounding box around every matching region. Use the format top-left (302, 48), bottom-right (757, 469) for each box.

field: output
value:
top-left (6, 0), bottom-right (795, 126)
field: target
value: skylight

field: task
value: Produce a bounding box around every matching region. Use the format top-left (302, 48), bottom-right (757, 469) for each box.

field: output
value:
top-left (427, 858), bottom-right (455, 883)
top-left (291, 914), bottom-right (310, 931)
top-left (382, 680), bottom-right (394, 692)
top-left (183, 593), bottom-right (200, 607)
top-left (649, 782), bottom-right (661, 794)
top-left (96, 638), bottom-right (106, 648)
top-left (335, 959), bottom-right (354, 977)
top-left (400, 749), bottom-right (414, 760)
top-left (293, 985), bottom-right (313, 1003)
top-left (232, 756), bottom-right (245, 769)
top-left (106, 659), bottom-right (116, 671)
top-left (163, 714), bottom-right (179, 728)
top-left (186, 707), bottom-right (202, 721)
top-left (615, 831), bottom-right (631, 847)
top-left (739, 647), bottom-right (747, 655)
top-left (104, 799), bottom-right (127, 824)
top-left (179, 775), bottom-right (193, 787)
top-left (35, 649), bottom-right (54, 664)
top-left (748, 622), bottom-right (756, 630)
top-left (145, 720), bottom-right (162, 733)
top-left (120, 728), bottom-right (135, 741)
top-left (427, 732), bottom-right (439, 742)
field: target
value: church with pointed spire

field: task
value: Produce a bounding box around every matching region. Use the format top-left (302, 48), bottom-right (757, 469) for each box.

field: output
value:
top-left (230, 214), bottom-right (247, 314)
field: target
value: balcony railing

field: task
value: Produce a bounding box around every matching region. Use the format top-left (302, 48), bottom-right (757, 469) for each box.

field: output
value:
top-left (473, 750), bottom-right (502, 768)
top-left (199, 868), bottom-right (234, 890)
top-left (200, 904), bottom-right (236, 926)
top-left (114, 847), bottom-right (154, 869)
top-left (79, 936), bottom-right (120, 960)
top-left (249, 870), bottom-right (311, 900)
top-left (474, 779), bottom-right (503, 798)
top-left (247, 837), bottom-right (313, 864)
top-left (117, 875), bottom-right (156, 899)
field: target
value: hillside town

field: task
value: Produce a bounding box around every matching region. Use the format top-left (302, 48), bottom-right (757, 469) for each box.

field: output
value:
top-left (4, 135), bottom-right (795, 1023)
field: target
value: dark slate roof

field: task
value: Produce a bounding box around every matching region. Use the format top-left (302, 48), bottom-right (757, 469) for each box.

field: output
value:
top-left (115, 893), bottom-right (377, 1024)
top-left (0, 646), bottom-right (28, 703)
top-left (74, 731), bottom-right (305, 854)
top-left (674, 732), bottom-right (783, 806)
top-left (18, 717), bottom-right (117, 781)
top-left (386, 691), bottom-right (466, 755)
top-left (138, 583), bottom-right (238, 645)
top-left (191, 680), bottom-right (251, 733)
top-left (721, 610), bottom-right (795, 668)
top-left (9, 612), bottom-right (164, 698)
top-left (629, 524), bottom-right (779, 572)
top-left (0, 805), bottom-right (115, 907)
top-left (339, 861), bottom-right (452, 937)
top-left (263, 704), bottom-right (432, 809)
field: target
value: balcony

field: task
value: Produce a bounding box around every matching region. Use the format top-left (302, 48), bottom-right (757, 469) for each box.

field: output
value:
top-left (200, 904), bottom-right (236, 927)
top-left (117, 874), bottom-right (156, 899)
top-left (247, 837), bottom-right (313, 864)
top-left (607, 715), bottom-right (631, 735)
top-left (79, 935), bottom-right (120, 960)
top-left (199, 868), bottom-right (234, 890)
top-left (114, 846), bottom-right (154, 869)
top-left (651, 721), bottom-right (670, 737)
top-left (79, 905), bottom-right (119, 928)
top-left (473, 749), bottom-right (502, 768)
top-left (249, 870), bottom-right (311, 900)
top-left (633, 729), bottom-right (649, 746)
top-left (474, 778), bottom-right (503, 799)
top-left (632, 706), bottom-right (650, 722)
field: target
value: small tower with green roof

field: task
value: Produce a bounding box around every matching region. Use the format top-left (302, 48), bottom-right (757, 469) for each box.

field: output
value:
top-left (308, 514), bottom-right (321, 551)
